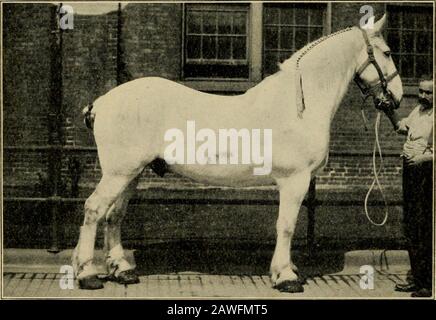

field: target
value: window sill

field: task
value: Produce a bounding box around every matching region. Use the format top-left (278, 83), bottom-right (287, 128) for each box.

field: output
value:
top-left (179, 80), bottom-right (258, 93)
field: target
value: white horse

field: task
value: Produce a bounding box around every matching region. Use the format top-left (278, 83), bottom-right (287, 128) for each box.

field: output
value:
top-left (72, 15), bottom-right (403, 292)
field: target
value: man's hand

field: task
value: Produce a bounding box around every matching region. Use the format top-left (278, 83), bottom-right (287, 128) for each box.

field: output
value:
top-left (405, 154), bottom-right (433, 166)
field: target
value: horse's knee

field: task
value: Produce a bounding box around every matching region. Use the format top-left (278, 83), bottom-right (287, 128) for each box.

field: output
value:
top-left (276, 217), bottom-right (296, 236)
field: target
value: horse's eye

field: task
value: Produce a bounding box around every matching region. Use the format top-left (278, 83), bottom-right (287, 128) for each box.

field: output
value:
top-left (384, 51), bottom-right (391, 57)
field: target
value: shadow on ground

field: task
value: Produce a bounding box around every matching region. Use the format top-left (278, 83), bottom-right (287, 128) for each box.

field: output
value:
top-left (133, 240), bottom-right (347, 279)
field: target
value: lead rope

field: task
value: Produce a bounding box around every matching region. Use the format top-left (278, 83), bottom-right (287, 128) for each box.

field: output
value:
top-left (364, 111), bottom-right (389, 226)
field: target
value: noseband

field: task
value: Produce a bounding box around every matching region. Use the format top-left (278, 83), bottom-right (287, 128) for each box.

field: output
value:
top-left (354, 29), bottom-right (399, 107)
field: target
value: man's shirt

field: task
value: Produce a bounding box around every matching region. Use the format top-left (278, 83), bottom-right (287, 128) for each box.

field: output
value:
top-left (397, 105), bottom-right (433, 158)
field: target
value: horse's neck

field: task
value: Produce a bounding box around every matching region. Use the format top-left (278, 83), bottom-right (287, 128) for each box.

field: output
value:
top-left (298, 28), bottom-right (363, 128)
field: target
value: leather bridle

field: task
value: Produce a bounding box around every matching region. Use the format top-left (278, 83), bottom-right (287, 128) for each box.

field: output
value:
top-left (354, 28), bottom-right (400, 108)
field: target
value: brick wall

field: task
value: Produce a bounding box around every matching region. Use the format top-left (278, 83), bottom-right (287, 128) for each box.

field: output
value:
top-left (3, 4), bottom-right (53, 189)
top-left (3, 2), bottom-right (423, 195)
top-left (121, 3), bottom-right (182, 81)
top-left (62, 12), bottom-right (119, 147)
top-left (3, 4), bottom-right (52, 147)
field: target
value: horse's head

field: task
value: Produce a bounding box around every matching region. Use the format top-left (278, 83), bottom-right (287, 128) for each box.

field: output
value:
top-left (354, 14), bottom-right (403, 109)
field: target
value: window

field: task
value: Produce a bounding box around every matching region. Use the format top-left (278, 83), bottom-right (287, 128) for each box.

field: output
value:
top-left (386, 5), bottom-right (433, 81)
top-left (184, 4), bottom-right (250, 79)
top-left (263, 3), bottom-right (326, 76)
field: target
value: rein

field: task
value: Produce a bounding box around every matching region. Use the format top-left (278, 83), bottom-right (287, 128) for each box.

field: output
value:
top-left (354, 28), bottom-right (398, 227)
top-left (364, 111), bottom-right (389, 226)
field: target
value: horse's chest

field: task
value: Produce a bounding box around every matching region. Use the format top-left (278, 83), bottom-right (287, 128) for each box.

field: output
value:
top-left (271, 127), bottom-right (329, 171)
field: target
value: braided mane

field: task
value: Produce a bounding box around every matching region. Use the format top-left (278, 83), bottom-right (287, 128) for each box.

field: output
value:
top-left (279, 27), bottom-right (355, 72)
top-left (278, 26), bottom-right (356, 118)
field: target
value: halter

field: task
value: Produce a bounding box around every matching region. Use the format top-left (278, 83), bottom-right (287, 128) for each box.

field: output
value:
top-left (354, 28), bottom-right (399, 107)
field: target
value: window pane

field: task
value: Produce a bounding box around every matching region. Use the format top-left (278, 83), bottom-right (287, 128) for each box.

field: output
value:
top-left (186, 35), bottom-right (201, 59)
top-left (280, 6), bottom-right (294, 25)
top-left (264, 7), bottom-right (279, 25)
top-left (310, 9), bottom-right (324, 26)
top-left (233, 37), bottom-right (246, 59)
top-left (264, 51), bottom-right (279, 75)
top-left (187, 12), bottom-right (202, 34)
top-left (416, 31), bottom-right (428, 53)
top-left (184, 5), bottom-right (249, 79)
top-left (401, 56), bottom-right (414, 77)
top-left (388, 10), bottom-right (401, 29)
top-left (387, 5), bottom-right (433, 81)
top-left (217, 37), bottom-right (231, 59)
top-left (391, 53), bottom-right (401, 69)
top-left (295, 27), bottom-right (308, 50)
top-left (233, 13), bottom-right (247, 34)
top-left (280, 27), bottom-right (294, 49)
top-left (309, 27), bottom-right (323, 41)
top-left (426, 14), bottom-right (433, 32)
top-left (218, 13), bottom-right (232, 34)
top-left (416, 13), bottom-right (429, 30)
top-left (402, 11), bottom-right (414, 29)
top-left (387, 31), bottom-right (400, 53)
top-left (265, 27), bottom-right (278, 49)
top-left (263, 4), bottom-right (326, 78)
top-left (203, 36), bottom-right (216, 59)
top-left (295, 7), bottom-right (309, 25)
top-left (402, 32), bottom-right (414, 53)
top-left (203, 12), bottom-right (217, 34)
top-left (280, 51), bottom-right (292, 63)
top-left (416, 55), bottom-right (429, 78)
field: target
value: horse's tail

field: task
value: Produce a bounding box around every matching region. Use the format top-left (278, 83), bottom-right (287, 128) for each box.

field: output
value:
top-left (82, 103), bottom-right (95, 129)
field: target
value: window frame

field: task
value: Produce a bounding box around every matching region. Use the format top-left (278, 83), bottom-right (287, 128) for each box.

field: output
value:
top-left (384, 3), bottom-right (433, 89)
top-left (182, 3), bottom-right (251, 81)
top-left (180, 3), bottom-right (332, 93)
top-left (262, 3), bottom-right (328, 77)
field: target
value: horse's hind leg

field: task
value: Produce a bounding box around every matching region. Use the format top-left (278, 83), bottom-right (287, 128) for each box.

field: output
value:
top-left (103, 177), bottom-right (139, 285)
top-left (72, 173), bottom-right (138, 290)
top-left (271, 171), bottom-right (311, 293)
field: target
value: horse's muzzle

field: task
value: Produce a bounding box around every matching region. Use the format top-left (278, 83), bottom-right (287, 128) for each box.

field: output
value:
top-left (375, 91), bottom-right (401, 111)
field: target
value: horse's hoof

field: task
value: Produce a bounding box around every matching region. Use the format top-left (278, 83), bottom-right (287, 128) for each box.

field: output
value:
top-left (273, 280), bottom-right (304, 293)
top-left (78, 275), bottom-right (104, 290)
top-left (113, 270), bottom-right (140, 285)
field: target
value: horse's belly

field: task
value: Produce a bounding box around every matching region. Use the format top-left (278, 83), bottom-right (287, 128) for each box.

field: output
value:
top-left (169, 164), bottom-right (275, 187)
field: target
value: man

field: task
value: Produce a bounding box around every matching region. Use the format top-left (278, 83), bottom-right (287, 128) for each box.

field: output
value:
top-left (378, 76), bottom-right (433, 297)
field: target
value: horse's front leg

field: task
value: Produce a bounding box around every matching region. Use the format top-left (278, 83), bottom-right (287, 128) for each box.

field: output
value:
top-left (271, 170), bottom-right (311, 293)
top-left (103, 177), bottom-right (139, 285)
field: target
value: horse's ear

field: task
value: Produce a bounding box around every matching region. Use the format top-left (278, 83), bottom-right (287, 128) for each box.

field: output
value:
top-left (372, 14), bottom-right (387, 33)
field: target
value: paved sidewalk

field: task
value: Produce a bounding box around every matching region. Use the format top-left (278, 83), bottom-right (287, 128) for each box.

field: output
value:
top-left (3, 271), bottom-right (412, 298)
top-left (3, 248), bottom-right (424, 298)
